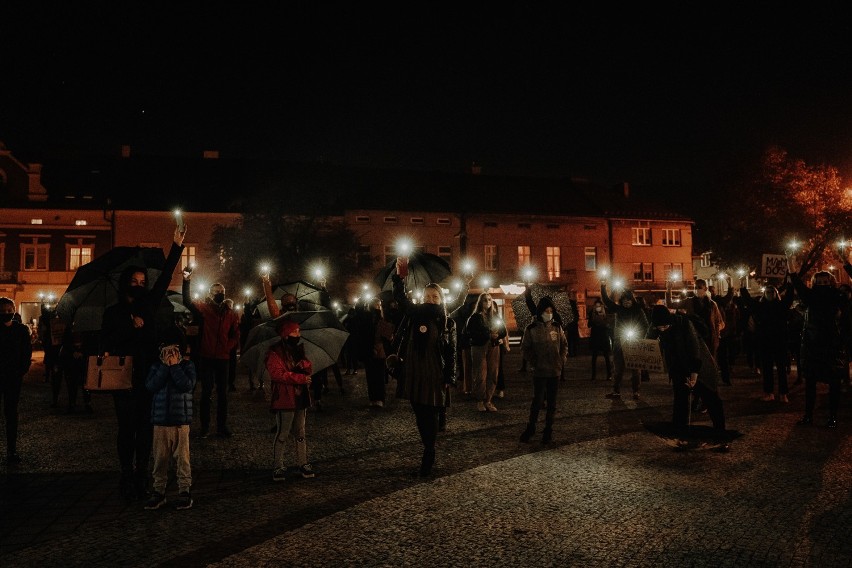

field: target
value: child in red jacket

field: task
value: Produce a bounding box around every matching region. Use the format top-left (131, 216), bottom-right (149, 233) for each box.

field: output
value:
top-left (266, 319), bottom-right (314, 482)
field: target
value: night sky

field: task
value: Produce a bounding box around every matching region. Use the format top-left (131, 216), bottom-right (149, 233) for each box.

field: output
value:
top-left (4, 5), bottom-right (852, 196)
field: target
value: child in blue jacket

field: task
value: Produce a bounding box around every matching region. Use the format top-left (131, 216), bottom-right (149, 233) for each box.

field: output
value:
top-left (144, 326), bottom-right (197, 510)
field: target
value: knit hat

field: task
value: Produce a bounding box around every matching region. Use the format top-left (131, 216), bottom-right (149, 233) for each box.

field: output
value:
top-left (651, 305), bottom-right (673, 326)
top-left (277, 319), bottom-right (300, 338)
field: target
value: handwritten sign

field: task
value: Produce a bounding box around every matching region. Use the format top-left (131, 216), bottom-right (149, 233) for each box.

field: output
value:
top-left (622, 339), bottom-right (666, 373)
top-left (761, 254), bottom-right (787, 278)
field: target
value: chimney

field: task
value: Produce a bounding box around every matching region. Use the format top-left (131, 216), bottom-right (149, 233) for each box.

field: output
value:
top-left (202, 150), bottom-right (220, 159)
top-left (471, 161), bottom-right (481, 175)
top-left (27, 163), bottom-right (48, 202)
top-left (623, 181), bottom-right (630, 198)
top-left (121, 145), bottom-right (131, 158)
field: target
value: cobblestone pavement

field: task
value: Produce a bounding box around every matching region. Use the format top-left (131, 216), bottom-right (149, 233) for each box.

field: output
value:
top-left (2, 348), bottom-right (851, 567)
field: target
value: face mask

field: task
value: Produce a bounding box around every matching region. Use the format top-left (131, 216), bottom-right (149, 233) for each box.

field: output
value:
top-left (0, 313), bottom-right (14, 323)
top-left (213, 293), bottom-right (225, 304)
top-left (595, 307), bottom-right (603, 312)
top-left (541, 313), bottom-right (553, 322)
top-left (127, 286), bottom-right (147, 300)
top-left (285, 336), bottom-right (300, 346)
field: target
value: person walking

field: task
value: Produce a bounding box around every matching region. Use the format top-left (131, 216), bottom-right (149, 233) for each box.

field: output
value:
top-left (144, 326), bottom-right (197, 510)
top-left (466, 292), bottom-right (506, 412)
top-left (588, 299), bottom-right (613, 381)
top-left (519, 297), bottom-right (567, 444)
top-left (600, 281), bottom-right (648, 400)
top-left (182, 272), bottom-right (240, 438)
top-left (0, 297), bottom-right (33, 466)
top-left (392, 259), bottom-right (457, 478)
top-left (101, 225), bottom-right (185, 500)
top-left (266, 319), bottom-right (315, 482)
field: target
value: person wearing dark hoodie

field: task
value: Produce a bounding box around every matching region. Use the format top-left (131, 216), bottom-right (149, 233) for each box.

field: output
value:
top-left (519, 296), bottom-right (567, 444)
top-left (101, 225), bottom-right (185, 500)
top-left (392, 258), bottom-right (457, 478)
top-left (0, 297), bottom-right (32, 466)
top-left (600, 281), bottom-right (649, 400)
top-left (648, 304), bottom-right (728, 449)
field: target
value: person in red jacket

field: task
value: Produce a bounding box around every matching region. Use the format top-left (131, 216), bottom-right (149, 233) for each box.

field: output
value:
top-left (266, 319), bottom-right (315, 482)
top-left (182, 271), bottom-right (240, 438)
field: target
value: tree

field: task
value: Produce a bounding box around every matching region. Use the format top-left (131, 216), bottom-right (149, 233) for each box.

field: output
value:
top-left (210, 188), bottom-right (361, 302)
top-left (711, 146), bottom-right (852, 277)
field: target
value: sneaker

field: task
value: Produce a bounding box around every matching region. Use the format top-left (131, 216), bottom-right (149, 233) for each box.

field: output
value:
top-left (477, 401), bottom-right (487, 412)
top-left (497, 390), bottom-right (505, 399)
top-left (779, 394), bottom-right (789, 403)
top-left (374, 400), bottom-right (384, 408)
top-left (605, 392), bottom-right (621, 399)
top-left (485, 402), bottom-right (498, 412)
top-left (299, 464), bottom-right (316, 479)
top-left (174, 491), bottom-right (193, 510)
top-left (144, 492), bottom-right (167, 510)
top-left (272, 468), bottom-right (287, 482)
top-left (761, 393), bottom-right (775, 402)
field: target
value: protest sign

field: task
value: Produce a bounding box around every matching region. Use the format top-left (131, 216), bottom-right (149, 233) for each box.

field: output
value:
top-left (622, 339), bottom-right (666, 373)
top-left (761, 254), bottom-right (787, 278)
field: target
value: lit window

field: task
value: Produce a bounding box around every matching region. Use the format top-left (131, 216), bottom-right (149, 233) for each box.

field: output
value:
top-left (664, 263), bottom-right (684, 281)
top-left (31, 219), bottom-right (43, 225)
top-left (75, 220), bottom-right (88, 226)
top-left (584, 247), bottom-right (597, 271)
top-left (661, 229), bottom-right (681, 246)
top-left (181, 246), bottom-right (197, 270)
top-left (632, 263), bottom-right (654, 281)
top-left (546, 246), bottom-right (561, 280)
top-left (69, 246), bottom-right (93, 270)
top-left (484, 245), bottom-right (498, 270)
top-left (700, 253), bottom-right (712, 268)
top-left (632, 222), bottom-right (651, 246)
top-left (517, 246), bottom-right (530, 267)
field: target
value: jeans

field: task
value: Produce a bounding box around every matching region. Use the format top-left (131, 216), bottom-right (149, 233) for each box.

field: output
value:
top-left (528, 376), bottom-right (558, 429)
top-left (151, 425), bottom-right (192, 494)
top-left (365, 358), bottom-right (386, 403)
top-left (471, 343), bottom-right (499, 403)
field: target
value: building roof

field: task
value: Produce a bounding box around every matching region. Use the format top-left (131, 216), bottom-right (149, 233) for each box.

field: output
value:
top-left (13, 152), bottom-right (692, 222)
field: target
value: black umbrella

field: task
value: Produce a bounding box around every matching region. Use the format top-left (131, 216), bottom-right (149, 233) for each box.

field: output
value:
top-left (239, 310), bottom-right (349, 377)
top-left (374, 252), bottom-right (452, 292)
top-left (55, 246), bottom-right (167, 332)
top-left (510, 283), bottom-right (575, 332)
top-left (255, 280), bottom-right (331, 320)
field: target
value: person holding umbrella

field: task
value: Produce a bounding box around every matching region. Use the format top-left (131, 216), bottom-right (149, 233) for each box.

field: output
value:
top-left (391, 259), bottom-right (457, 478)
top-left (648, 305), bottom-right (728, 449)
top-left (100, 225), bottom-right (186, 500)
top-left (0, 297), bottom-right (33, 466)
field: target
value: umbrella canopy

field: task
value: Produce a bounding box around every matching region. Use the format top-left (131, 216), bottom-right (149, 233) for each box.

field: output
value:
top-left (510, 283), bottom-right (575, 333)
top-left (374, 252), bottom-right (452, 293)
top-left (165, 290), bottom-right (191, 314)
top-left (239, 310), bottom-right (349, 377)
top-left (55, 246), bottom-right (167, 332)
top-left (254, 280), bottom-right (330, 319)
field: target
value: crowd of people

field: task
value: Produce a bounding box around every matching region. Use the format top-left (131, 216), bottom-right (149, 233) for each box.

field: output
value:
top-left (2, 226), bottom-right (851, 510)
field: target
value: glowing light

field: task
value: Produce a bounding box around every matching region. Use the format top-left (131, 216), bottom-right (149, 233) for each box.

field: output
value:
top-left (480, 276), bottom-right (492, 289)
top-left (332, 301), bottom-right (340, 310)
top-left (737, 268), bottom-right (746, 278)
top-left (396, 238), bottom-right (413, 256)
top-left (788, 240), bottom-right (800, 251)
top-left (461, 259), bottom-right (475, 274)
top-left (362, 283), bottom-right (370, 292)
top-left (259, 263), bottom-right (271, 276)
top-left (599, 267), bottom-right (609, 278)
top-left (243, 288), bottom-right (252, 298)
top-left (670, 271), bottom-right (681, 281)
top-left (522, 265), bottom-right (536, 281)
top-left (622, 327), bottom-right (637, 341)
top-left (613, 278), bottom-right (624, 290)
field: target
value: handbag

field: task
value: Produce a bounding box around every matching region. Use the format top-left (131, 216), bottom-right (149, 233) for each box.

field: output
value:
top-left (84, 355), bottom-right (134, 393)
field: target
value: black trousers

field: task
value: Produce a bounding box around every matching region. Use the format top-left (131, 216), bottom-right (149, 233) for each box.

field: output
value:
top-left (365, 358), bottom-right (386, 402)
top-left (671, 378), bottom-right (725, 434)
top-left (528, 376), bottom-right (558, 429)
top-left (200, 357), bottom-right (229, 432)
top-left (411, 402), bottom-right (440, 473)
top-left (1, 375), bottom-right (24, 455)
top-left (113, 387), bottom-right (153, 478)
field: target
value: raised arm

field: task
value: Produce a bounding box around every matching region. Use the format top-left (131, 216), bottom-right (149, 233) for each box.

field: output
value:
top-left (261, 273), bottom-right (281, 319)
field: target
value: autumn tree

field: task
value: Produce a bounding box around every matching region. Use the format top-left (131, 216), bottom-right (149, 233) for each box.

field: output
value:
top-left (711, 146), bottom-right (852, 277)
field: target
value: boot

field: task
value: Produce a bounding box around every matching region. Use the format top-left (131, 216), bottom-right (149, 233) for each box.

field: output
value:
top-left (519, 424), bottom-right (535, 443)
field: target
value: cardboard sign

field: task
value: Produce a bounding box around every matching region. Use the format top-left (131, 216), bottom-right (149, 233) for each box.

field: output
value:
top-left (761, 254), bottom-right (787, 278)
top-left (622, 339), bottom-right (666, 373)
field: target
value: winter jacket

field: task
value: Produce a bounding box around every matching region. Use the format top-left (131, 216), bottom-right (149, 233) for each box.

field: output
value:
top-left (146, 359), bottom-right (196, 426)
top-left (266, 343), bottom-right (313, 411)
top-left (0, 320), bottom-right (33, 380)
top-left (648, 314), bottom-right (719, 390)
top-left (600, 285), bottom-right (649, 350)
top-left (465, 312), bottom-right (507, 347)
top-left (101, 242), bottom-right (184, 387)
top-left (740, 285), bottom-right (794, 344)
top-left (588, 308), bottom-right (612, 350)
top-left (791, 272), bottom-right (848, 380)
top-left (521, 319), bottom-right (567, 378)
top-left (680, 295), bottom-right (725, 355)
top-left (182, 280), bottom-right (240, 360)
